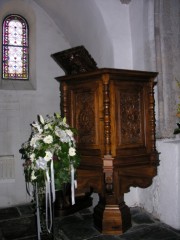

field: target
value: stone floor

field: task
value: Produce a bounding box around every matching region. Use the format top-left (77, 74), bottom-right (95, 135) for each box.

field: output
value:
top-left (0, 204), bottom-right (180, 240)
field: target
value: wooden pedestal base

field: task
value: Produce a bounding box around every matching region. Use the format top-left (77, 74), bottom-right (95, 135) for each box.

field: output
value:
top-left (93, 200), bottom-right (132, 235)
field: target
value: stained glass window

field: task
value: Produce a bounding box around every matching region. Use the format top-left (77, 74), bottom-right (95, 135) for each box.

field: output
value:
top-left (2, 15), bottom-right (29, 80)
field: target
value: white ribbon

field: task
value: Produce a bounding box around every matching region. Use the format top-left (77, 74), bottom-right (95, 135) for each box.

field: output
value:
top-left (74, 179), bottom-right (77, 189)
top-left (71, 163), bottom-right (77, 205)
top-left (36, 159), bottom-right (56, 237)
top-left (50, 159), bottom-right (55, 203)
top-left (35, 159), bottom-right (77, 237)
top-left (35, 183), bottom-right (42, 240)
top-left (45, 170), bottom-right (53, 233)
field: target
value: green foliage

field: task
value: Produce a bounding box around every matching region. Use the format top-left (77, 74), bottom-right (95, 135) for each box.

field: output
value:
top-left (20, 113), bottom-right (80, 191)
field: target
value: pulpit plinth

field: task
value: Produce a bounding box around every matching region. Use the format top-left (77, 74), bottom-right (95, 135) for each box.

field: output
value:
top-left (55, 67), bottom-right (159, 234)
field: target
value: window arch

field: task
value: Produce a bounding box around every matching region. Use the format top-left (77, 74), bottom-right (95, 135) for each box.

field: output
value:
top-left (2, 14), bottom-right (29, 80)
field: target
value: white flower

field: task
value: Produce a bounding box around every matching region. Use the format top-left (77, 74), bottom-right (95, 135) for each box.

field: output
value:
top-left (66, 129), bottom-right (73, 137)
top-left (36, 157), bottom-right (47, 170)
top-left (55, 128), bottom-right (69, 142)
top-left (44, 151), bottom-right (53, 161)
top-left (43, 135), bottom-right (53, 144)
top-left (30, 136), bottom-right (38, 147)
top-left (69, 147), bottom-right (76, 156)
top-left (30, 153), bottom-right (35, 161)
top-left (39, 115), bottom-right (44, 124)
top-left (30, 134), bottom-right (42, 147)
top-left (21, 113), bottom-right (80, 189)
top-left (32, 122), bottom-right (43, 133)
top-left (60, 117), bottom-right (69, 127)
top-left (31, 170), bottom-right (37, 180)
top-left (55, 126), bottom-right (61, 137)
top-left (44, 124), bottom-right (49, 130)
top-left (31, 122), bottom-right (38, 128)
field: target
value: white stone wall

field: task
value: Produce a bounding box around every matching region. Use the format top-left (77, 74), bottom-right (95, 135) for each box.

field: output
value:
top-left (0, 0), bottom-right (179, 232)
top-left (137, 139), bottom-right (180, 229)
top-left (34, 0), bottom-right (114, 68)
top-left (0, 0), bottom-right (70, 207)
top-left (125, 0), bottom-right (180, 230)
top-left (95, 0), bottom-right (132, 69)
top-left (129, 0), bottom-right (156, 71)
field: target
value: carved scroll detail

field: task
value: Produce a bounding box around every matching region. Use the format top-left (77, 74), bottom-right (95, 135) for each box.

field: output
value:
top-left (77, 91), bottom-right (95, 144)
top-left (148, 80), bottom-right (156, 152)
top-left (60, 82), bottom-right (68, 119)
top-left (120, 89), bottom-right (142, 144)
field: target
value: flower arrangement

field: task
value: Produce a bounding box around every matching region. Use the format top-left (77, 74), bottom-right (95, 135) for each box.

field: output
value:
top-left (20, 112), bottom-right (80, 191)
top-left (20, 112), bottom-right (80, 239)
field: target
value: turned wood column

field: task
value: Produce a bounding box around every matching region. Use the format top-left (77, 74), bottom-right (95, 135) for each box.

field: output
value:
top-left (93, 74), bottom-right (131, 234)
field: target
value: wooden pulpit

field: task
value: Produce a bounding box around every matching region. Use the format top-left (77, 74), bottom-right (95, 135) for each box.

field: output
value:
top-left (52, 47), bottom-right (159, 235)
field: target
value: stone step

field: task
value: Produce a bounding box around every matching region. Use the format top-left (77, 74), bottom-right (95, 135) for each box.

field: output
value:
top-left (0, 204), bottom-right (37, 240)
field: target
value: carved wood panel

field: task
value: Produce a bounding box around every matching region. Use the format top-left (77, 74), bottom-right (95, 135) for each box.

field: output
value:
top-left (118, 85), bottom-right (144, 146)
top-left (76, 90), bottom-right (96, 144)
top-left (64, 79), bottom-right (103, 157)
